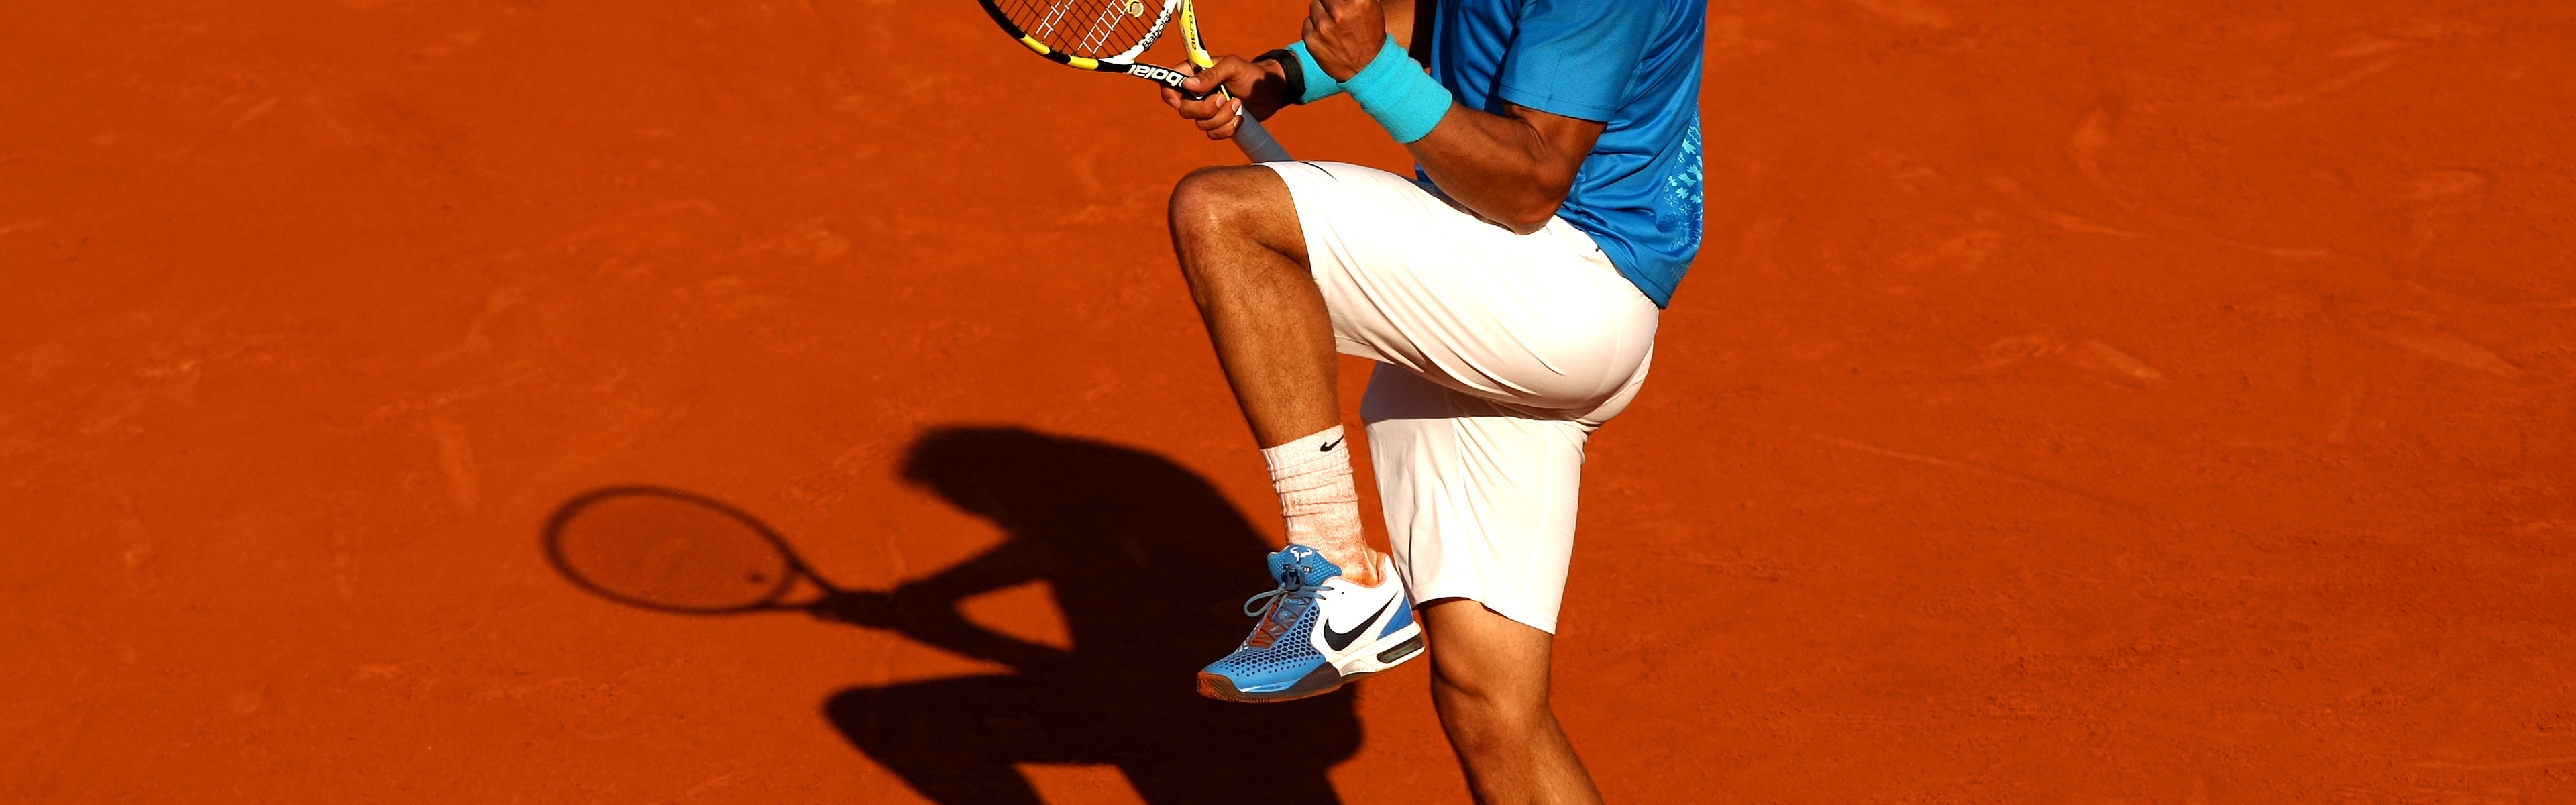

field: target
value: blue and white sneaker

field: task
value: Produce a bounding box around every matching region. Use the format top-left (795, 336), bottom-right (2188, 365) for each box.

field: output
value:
top-left (1198, 545), bottom-right (1426, 702)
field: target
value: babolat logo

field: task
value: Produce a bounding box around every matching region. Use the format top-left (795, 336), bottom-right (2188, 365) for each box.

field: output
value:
top-left (1126, 63), bottom-right (1187, 87)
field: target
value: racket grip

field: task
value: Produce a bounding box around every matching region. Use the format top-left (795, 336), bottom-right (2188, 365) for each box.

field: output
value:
top-left (1231, 113), bottom-right (1294, 164)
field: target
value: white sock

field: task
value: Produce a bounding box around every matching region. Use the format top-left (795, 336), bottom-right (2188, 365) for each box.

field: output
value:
top-left (1260, 425), bottom-right (1375, 582)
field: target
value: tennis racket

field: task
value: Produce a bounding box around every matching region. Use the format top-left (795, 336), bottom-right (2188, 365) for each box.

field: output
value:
top-left (544, 485), bottom-right (1077, 674)
top-left (975, 0), bottom-right (1295, 163)
top-left (545, 486), bottom-right (881, 619)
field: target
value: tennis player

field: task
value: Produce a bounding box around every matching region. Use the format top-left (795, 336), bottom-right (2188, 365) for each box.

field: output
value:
top-left (1165, 0), bottom-right (1701, 800)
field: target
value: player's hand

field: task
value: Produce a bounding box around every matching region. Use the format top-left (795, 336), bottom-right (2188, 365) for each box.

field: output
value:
top-left (1303, 0), bottom-right (1387, 81)
top-left (1163, 56), bottom-right (1284, 141)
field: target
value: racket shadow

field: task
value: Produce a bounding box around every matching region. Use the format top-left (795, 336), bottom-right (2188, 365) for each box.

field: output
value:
top-left (543, 426), bottom-right (1361, 804)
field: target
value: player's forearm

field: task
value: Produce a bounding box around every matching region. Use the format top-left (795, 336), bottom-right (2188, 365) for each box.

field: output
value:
top-left (1407, 107), bottom-right (1579, 234)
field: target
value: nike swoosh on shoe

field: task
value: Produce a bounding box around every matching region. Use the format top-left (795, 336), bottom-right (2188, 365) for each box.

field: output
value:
top-left (1322, 600), bottom-right (1391, 652)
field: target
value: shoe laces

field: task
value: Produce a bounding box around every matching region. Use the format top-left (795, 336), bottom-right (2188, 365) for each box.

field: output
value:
top-left (1241, 569), bottom-right (1335, 647)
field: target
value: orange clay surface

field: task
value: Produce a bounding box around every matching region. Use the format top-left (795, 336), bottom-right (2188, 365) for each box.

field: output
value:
top-left (7, 1), bottom-right (2576, 802)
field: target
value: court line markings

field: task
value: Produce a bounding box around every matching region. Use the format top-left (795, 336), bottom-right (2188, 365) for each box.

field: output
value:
top-left (2412, 755), bottom-right (2576, 771)
top-left (1800, 429), bottom-right (2147, 513)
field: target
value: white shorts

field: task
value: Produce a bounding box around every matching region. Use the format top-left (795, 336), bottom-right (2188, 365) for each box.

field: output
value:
top-left (1265, 161), bottom-right (1660, 633)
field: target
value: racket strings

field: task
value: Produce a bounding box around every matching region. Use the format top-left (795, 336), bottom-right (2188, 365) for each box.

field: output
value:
top-left (548, 489), bottom-right (802, 613)
top-left (1079, 3), bottom-right (1124, 54)
top-left (1005, 0), bottom-right (1160, 59)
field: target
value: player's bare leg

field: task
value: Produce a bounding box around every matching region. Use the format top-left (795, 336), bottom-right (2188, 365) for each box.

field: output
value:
top-left (1421, 599), bottom-right (1604, 805)
top-left (1167, 164), bottom-right (1386, 584)
top-left (1166, 166), bottom-right (1334, 447)
top-left (1172, 164), bottom-right (1427, 704)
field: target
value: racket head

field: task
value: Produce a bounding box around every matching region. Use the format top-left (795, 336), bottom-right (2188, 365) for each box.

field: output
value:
top-left (543, 486), bottom-right (805, 615)
top-left (978, 0), bottom-right (1179, 69)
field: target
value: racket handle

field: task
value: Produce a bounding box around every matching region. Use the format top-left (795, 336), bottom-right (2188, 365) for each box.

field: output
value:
top-left (1231, 113), bottom-right (1294, 164)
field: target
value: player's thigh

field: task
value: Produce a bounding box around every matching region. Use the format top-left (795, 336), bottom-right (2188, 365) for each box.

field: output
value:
top-left (1266, 160), bottom-right (1657, 414)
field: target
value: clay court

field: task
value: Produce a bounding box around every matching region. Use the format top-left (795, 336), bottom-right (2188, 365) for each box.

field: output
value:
top-left (7, 0), bottom-right (2575, 802)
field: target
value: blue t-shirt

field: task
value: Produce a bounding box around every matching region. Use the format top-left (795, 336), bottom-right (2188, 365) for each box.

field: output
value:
top-left (1423, 0), bottom-right (1705, 307)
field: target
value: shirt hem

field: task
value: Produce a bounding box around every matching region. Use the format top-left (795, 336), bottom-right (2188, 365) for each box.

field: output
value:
top-left (1494, 81), bottom-right (1619, 123)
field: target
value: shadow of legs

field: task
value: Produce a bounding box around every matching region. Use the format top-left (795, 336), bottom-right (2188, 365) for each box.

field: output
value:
top-left (827, 674), bottom-right (1359, 805)
top-left (1111, 694), bottom-right (1356, 805)
top-left (827, 676), bottom-right (1061, 805)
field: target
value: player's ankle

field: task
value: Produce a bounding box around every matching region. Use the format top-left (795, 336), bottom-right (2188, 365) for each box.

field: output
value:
top-left (1344, 562), bottom-right (1387, 587)
top-left (1315, 546), bottom-right (1386, 586)
top-left (1265, 425), bottom-right (1375, 582)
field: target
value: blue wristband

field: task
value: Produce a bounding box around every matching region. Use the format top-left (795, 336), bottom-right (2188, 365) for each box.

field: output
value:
top-left (1342, 36), bottom-right (1452, 144)
top-left (1283, 41), bottom-right (1346, 105)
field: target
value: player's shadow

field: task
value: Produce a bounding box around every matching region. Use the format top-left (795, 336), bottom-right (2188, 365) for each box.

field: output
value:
top-left (549, 426), bottom-right (1360, 804)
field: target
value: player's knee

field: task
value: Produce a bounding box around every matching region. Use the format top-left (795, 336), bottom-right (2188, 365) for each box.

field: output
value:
top-left (1167, 166), bottom-right (1266, 237)
top-left (1434, 686), bottom-right (1554, 749)
top-left (1431, 668), bottom-right (1552, 731)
